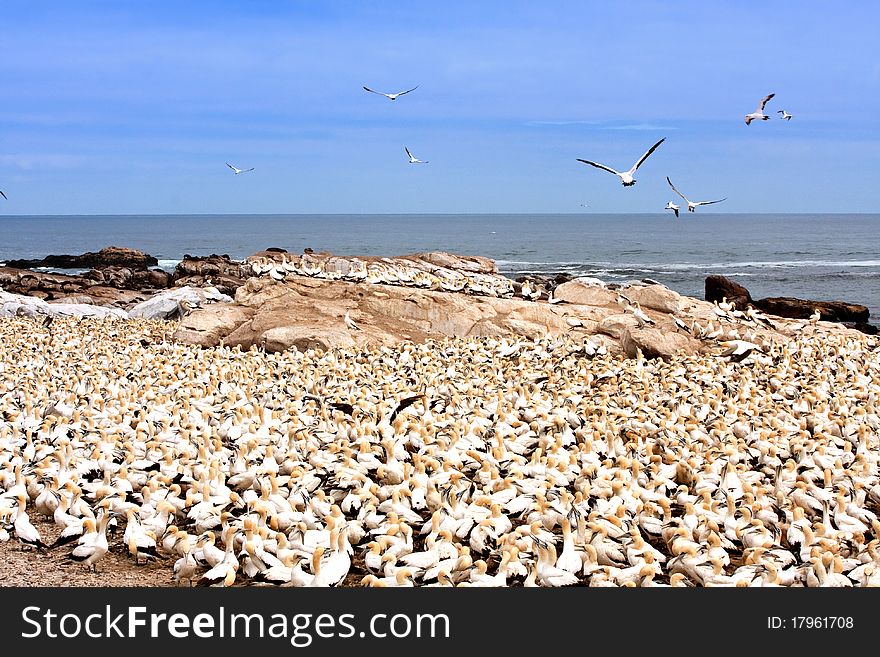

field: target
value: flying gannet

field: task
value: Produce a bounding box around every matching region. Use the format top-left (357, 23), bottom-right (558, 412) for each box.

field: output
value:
top-left (664, 201), bottom-right (680, 217)
top-left (226, 163), bottom-right (255, 174)
top-left (405, 147), bottom-right (428, 164)
top-left (576, 137), bottom-right (665, 187)
top-left (363, 85), bottom-right (419, 101)
top-left (777, 109), bottom-right (793, 121)
top-left (666, 177), bottom-right (726, 212)
top-left (744, 93), bottom-right (775, 125)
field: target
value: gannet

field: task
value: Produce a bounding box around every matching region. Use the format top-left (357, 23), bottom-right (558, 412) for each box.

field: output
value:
top-left (226, 163), bottom-right (255, 174)
top-left (362, 85), bottom-right (419, 101)
top-left (744, 93), bottom-right (775, 125)
top-left (344, 310), bottom-right (361, 331)
top-left (666, 177), bottom-right (726, 212)
top-left (576, 137), bottom-right (665, 186)
top-left (777, 109), bottom-right (793, 121)
top-left (405, 147), bottom-right (428, 164)
top-left (664, 201), bottom-right (680, 217)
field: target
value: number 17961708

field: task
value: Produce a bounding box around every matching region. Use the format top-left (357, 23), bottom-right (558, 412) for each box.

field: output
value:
top-left (768, 617), bottom-right (854, 630)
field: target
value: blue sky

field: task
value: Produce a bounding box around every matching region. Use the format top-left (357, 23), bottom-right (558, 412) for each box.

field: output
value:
top-left (1, 1), bottom-right (878, 214)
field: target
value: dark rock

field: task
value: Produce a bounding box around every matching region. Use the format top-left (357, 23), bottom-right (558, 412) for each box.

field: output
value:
top-left (6, 246), bottom-right (157, 270)
top-left (514, 274), bottom-right (570, 292)
top-left (755, 297), bottom-right (870, 323)
top-left (843, 322), bottom-right (878, 335)
top-left (266, 247), bottom-right (288, 253)
top-left (705, 275), bottom-right (752, 309)
top-left (171, 254), bottom-right (250, 295)
top-left (131, 268), bottom-right (173, 289)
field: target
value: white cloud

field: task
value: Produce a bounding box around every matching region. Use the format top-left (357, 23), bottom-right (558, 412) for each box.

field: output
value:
top-left (0, 153), bottom-right (86, 170)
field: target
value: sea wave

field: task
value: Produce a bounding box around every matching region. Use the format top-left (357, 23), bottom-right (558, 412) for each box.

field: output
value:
top-left (157, 259), bottom-right (181, 271)
top-left (496, 259), bottom-right (880, 271)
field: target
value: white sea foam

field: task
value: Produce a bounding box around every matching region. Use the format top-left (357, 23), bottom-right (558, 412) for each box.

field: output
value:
top-left (496, 259), bottom-right (880, 271)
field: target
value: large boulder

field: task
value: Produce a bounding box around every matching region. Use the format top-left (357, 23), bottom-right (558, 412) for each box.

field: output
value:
top-left (705, 275), bottom-right (752, 310)
top-left (173, 304), bottom-right (255, 347)
top-left (623, 284), bottom-right (685, 314)
top-left (596, 314), bottom-right (642, 339)
top-left (127, 286), bottom-right (233, 320)
top-left (621, 327), bottom-right (700, 360)
top-left (174, 274), bottom-right (621, 352)
top-left (553, 280), bottom-right (618, 307)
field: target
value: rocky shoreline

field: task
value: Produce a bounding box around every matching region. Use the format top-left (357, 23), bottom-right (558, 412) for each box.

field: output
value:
top-left (0, 246), bottom-right (875, 348)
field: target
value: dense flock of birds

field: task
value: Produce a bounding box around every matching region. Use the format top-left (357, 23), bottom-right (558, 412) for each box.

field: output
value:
top-left (1, 312), bottom-right (879, 587)
top-left (248, 254), bottom-right (520, 299)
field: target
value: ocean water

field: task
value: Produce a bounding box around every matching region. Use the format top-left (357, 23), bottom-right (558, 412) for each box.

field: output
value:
top-left (1, 213), bottom-right (878, 322)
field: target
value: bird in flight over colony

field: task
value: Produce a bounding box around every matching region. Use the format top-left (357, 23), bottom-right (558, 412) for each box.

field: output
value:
top-left (666, 176), bottom-right (726, 212)
top-left (405, 147), bottom-right (428, 164)
top-left (576, 137), bottom-right (665, 186)
top-left (226, 163), bottom-right (254, 174)
top-left (363, 85), bottom-right (419, 101)
top-left (744, 93), bottom-right (775, 125)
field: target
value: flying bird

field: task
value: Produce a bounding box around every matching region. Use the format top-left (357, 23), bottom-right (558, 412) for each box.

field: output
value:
top-left (666, 177), bottom-right (726, 212)
top-left (664, 201), bottom-right (680, 218)
top-left (405, 147), bottom-right (428, 164)
top-left (777, 109), bottom-right (793, 121)
top-left (226, 163), bottom-right (254, 174)
top-left (576, 137), bottom-right (665, 186)
top-left (363, 85), bottom-right (419, 101)
top-left (744, 93), bottom-right (775, 125)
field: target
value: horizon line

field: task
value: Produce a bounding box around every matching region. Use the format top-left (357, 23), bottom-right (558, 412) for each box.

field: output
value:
top-left (2, 211), bottom-right (880, 218)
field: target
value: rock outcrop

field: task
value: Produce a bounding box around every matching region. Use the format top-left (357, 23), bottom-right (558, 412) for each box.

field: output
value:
top-left (704, 274), bottom-right (872, 329)
top-left (0, 290), bottom-right (128, 319)
top-left (168, 269), bottom-right (742, 360)
top-left (127, 286), bottom-right (233, 320)
top-left (705, 275), bottom-right (752, 310)
top-left (754, 297), bottom-right (870, 323)
top-left (171, 254), bottom-right (251, 296)
top-left (5, 246), bottom-right (158, 270)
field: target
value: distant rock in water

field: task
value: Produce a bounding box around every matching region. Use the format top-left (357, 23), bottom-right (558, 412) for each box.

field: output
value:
top-left (755, 297), bottom-right (870, 324)
top-left (6, 246), bottom-right (158, 270)
top-left (705, 274), bottom-right (872, 331)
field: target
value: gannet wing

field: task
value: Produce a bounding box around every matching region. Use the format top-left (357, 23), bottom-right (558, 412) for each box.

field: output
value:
top-left (666, 176), bottom-right (690, 204)
top-left (694, 197), bottom-right (727, 207)
top-left (630, 137), bottom-right (666, 172)
top-left (576, 159), bottom-right (621, 176)
top-left (757, 93), bottom-right (775, 111)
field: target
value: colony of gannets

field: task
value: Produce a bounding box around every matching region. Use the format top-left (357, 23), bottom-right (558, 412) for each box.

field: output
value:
top-left (1, 314), bottom-right (880, 587)
top-left (248, 254), bottom-right (519, 299)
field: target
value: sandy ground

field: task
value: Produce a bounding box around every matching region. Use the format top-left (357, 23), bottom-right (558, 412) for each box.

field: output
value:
top-left (0, 517), bottom-right (172, 587)
top-left (0, 517), bottom-right (375, 588)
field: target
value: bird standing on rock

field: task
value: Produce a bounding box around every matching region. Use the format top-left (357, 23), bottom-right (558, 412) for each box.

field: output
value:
top-left (344, 310), bottom-right (361, 331)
